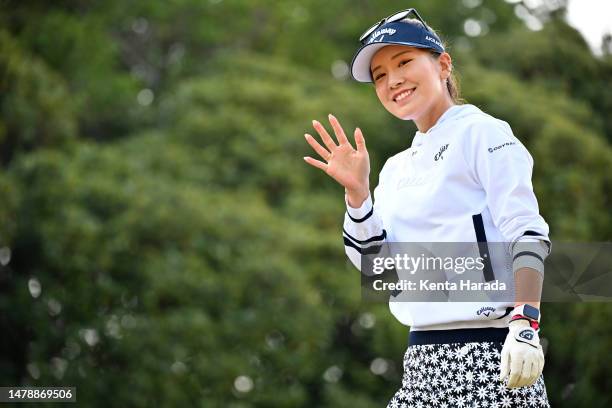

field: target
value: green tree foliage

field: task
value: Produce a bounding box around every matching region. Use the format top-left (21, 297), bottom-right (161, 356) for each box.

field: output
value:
top-left (4, 135), bottom-right (405, 407)
top-left (460, 63), bottom-right (612, 240)
top-left (472, 20), bottom-right (612, 142)
top-left (0, 0), bottom-right (611, 407)
top-left (0, 30), bottom-right (77, 164)
top-left (1, 2), bottom-right (144, 141)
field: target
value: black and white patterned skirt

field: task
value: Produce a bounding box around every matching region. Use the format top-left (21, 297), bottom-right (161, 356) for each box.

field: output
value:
top-left (387, 328), bottom-right (550, 408)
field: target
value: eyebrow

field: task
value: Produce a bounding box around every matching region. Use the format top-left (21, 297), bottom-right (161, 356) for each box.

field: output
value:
top-left (371, 50), bottom-right (414, 75)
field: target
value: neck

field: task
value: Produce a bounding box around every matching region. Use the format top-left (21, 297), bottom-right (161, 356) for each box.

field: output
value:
top-left (414, 96), bottom-right (455, 133)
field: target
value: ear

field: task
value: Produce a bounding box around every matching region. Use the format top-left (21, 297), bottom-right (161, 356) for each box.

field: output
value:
top-left (438, 52), bottom-right (453, 80)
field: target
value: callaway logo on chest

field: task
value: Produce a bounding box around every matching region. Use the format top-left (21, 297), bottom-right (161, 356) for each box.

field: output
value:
top-left (396, 142), bottom-right (452, 188)
top-left (434, 144), bottom-right (449, 161)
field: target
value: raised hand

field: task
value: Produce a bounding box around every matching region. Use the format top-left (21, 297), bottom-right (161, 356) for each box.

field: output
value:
top-left (303, 114), bottom-right (370, 206)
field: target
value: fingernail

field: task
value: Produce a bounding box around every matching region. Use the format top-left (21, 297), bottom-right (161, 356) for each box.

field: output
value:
top-left (312, 120), bottom-right (319, 126)
top-left (328, 113), bottom-right (335, 119)
top-left (304, 133), bottom-right (310, 138)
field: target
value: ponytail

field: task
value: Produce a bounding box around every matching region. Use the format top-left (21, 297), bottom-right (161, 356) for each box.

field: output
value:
top-left (400, 18), bottom-right (466, 105)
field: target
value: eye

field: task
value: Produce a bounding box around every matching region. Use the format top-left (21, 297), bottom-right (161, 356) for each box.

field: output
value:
top-left (374, 73), bottom-right (386, 81)
top-left (399, 59), bottom-right (413, 67)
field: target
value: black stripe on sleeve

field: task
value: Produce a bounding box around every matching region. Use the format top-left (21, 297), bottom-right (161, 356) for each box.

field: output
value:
top-left (343, 237), bottom-right (383, 255)
top-left (522, 230), bottom-right (551, 251)
top-left (346, 206), bottom-right (374, 223)
top-left (513, 251), bottom-right (544, 264)
top-left (342, 228), bottom-right (386, 245)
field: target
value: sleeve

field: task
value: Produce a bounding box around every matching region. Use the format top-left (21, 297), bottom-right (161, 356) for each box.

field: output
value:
top-left (342, 186), bottom-right (389, 273)
top-left (464, 121), bottom-right (551, 275)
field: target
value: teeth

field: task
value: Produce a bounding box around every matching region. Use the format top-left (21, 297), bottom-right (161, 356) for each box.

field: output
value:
top-left (395, 88), bottom-right (415, 102)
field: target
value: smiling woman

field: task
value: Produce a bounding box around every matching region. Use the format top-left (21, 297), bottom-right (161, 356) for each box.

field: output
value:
top-left (369, 45), bottom-right (454, 132)
top-left (303, 7), bottom-right (552, 408)
top-left (356, 17), bottom-right (464, 132)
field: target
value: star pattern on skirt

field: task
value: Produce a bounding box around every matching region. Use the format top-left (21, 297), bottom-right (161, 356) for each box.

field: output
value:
top-left (388, 341), bottom-right (550, 408)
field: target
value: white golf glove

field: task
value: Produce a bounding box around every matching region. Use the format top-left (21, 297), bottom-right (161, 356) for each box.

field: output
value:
top-left (499, 319), bottom-right (544, 388)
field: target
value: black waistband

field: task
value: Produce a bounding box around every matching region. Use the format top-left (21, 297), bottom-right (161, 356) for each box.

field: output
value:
top-left (409, 327), bottom-right (509, 345)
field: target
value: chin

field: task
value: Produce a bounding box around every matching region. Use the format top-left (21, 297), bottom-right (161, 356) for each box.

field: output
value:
top-left (390, 106), bottom-right (417, 121)
top-left (383, 96), bottom-right (421, 120)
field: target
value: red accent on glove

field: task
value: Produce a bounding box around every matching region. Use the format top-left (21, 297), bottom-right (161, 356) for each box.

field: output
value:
top-left (511, 314), bottom-right (540, 331)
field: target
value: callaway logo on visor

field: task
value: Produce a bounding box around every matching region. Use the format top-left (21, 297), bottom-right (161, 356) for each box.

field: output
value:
top-left (367, 28), bottom-right (397, 44)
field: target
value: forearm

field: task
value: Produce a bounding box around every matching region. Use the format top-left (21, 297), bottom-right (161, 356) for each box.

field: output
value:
top-left (513, 266), bottom-right (542, 309)
top-left (342, 190), bottom-right (387, 272)
top-left (511, 238), bottom-right (549, 310)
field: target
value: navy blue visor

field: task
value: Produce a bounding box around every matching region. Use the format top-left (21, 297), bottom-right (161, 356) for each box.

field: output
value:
top-left (350, 10), bottom-right (445, 83)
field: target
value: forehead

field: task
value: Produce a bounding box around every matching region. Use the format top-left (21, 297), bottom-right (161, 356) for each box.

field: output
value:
top-left (370, 45), bottom-right (423, 68)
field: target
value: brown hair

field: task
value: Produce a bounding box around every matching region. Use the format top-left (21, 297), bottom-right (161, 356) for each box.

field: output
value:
top-left (400, 18), bottom-right (466, 105)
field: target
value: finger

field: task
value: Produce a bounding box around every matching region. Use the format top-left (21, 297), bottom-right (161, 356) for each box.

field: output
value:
top-left (516, 359), bottom-right (532, 388)
top-left (508, 355), bottom-right (524, 388)
top-left (328, 114), bottom-right (350, 146)
top-left (527, 359), bottom-right (540, 387)
top-left (303, 156), bottom-right (328, 172)
top-left (304, 134), bottom-right (331, 161)
top-left (537, 354), bottom-right (544, 381)
top-left (525, 359), bottom-right (538, 387)
top-left (354, 128), bottom-right (367, 153)
top-left (499, 349), bottom-right (510, 382)
top-left (312, 120), bottom-right (337, 151)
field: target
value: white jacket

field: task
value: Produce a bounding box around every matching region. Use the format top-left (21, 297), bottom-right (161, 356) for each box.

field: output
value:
top-left (343, 104), bottom-right (550, 331)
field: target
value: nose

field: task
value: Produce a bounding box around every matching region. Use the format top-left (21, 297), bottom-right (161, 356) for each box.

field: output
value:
top-left (388, 69), bottom-right (404, 90)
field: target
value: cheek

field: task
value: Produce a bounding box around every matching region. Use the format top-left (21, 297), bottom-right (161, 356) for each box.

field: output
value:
top-left (375, 87), bottom-right (387, 104)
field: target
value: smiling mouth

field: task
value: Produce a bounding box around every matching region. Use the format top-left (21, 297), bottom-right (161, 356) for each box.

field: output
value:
top-left (393, 87), bottom-right (417, 103)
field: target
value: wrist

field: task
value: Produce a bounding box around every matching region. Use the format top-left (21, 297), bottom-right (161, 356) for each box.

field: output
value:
top-left (345, 187), bottom-right (369, 208)
top-left (510, 315), bottom-right (540, 331)
top-left (509, 318), bottom-right (531, 327)
top-left (511, 303), bottom-right (540, 323)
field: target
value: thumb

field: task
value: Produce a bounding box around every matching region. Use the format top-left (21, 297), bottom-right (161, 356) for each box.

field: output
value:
top-left (354, 128), bottom-right (367, 153)
top-left (499, 348), bottom-right (510, 382)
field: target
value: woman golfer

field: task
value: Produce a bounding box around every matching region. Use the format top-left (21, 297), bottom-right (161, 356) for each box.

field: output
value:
top-left (303, 8), bottom-right (552, 407)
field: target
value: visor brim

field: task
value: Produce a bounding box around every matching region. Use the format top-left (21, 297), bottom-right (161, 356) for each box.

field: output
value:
top-left (350, 41), bottom-right (439, 83)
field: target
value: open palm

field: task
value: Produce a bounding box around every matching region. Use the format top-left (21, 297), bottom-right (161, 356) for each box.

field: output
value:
top-left (303, 114), bottom-right (370, 197)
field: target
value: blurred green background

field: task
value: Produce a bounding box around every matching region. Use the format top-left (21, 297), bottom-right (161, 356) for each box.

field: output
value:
top-left (0, 0), bottom-right (611, 406)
